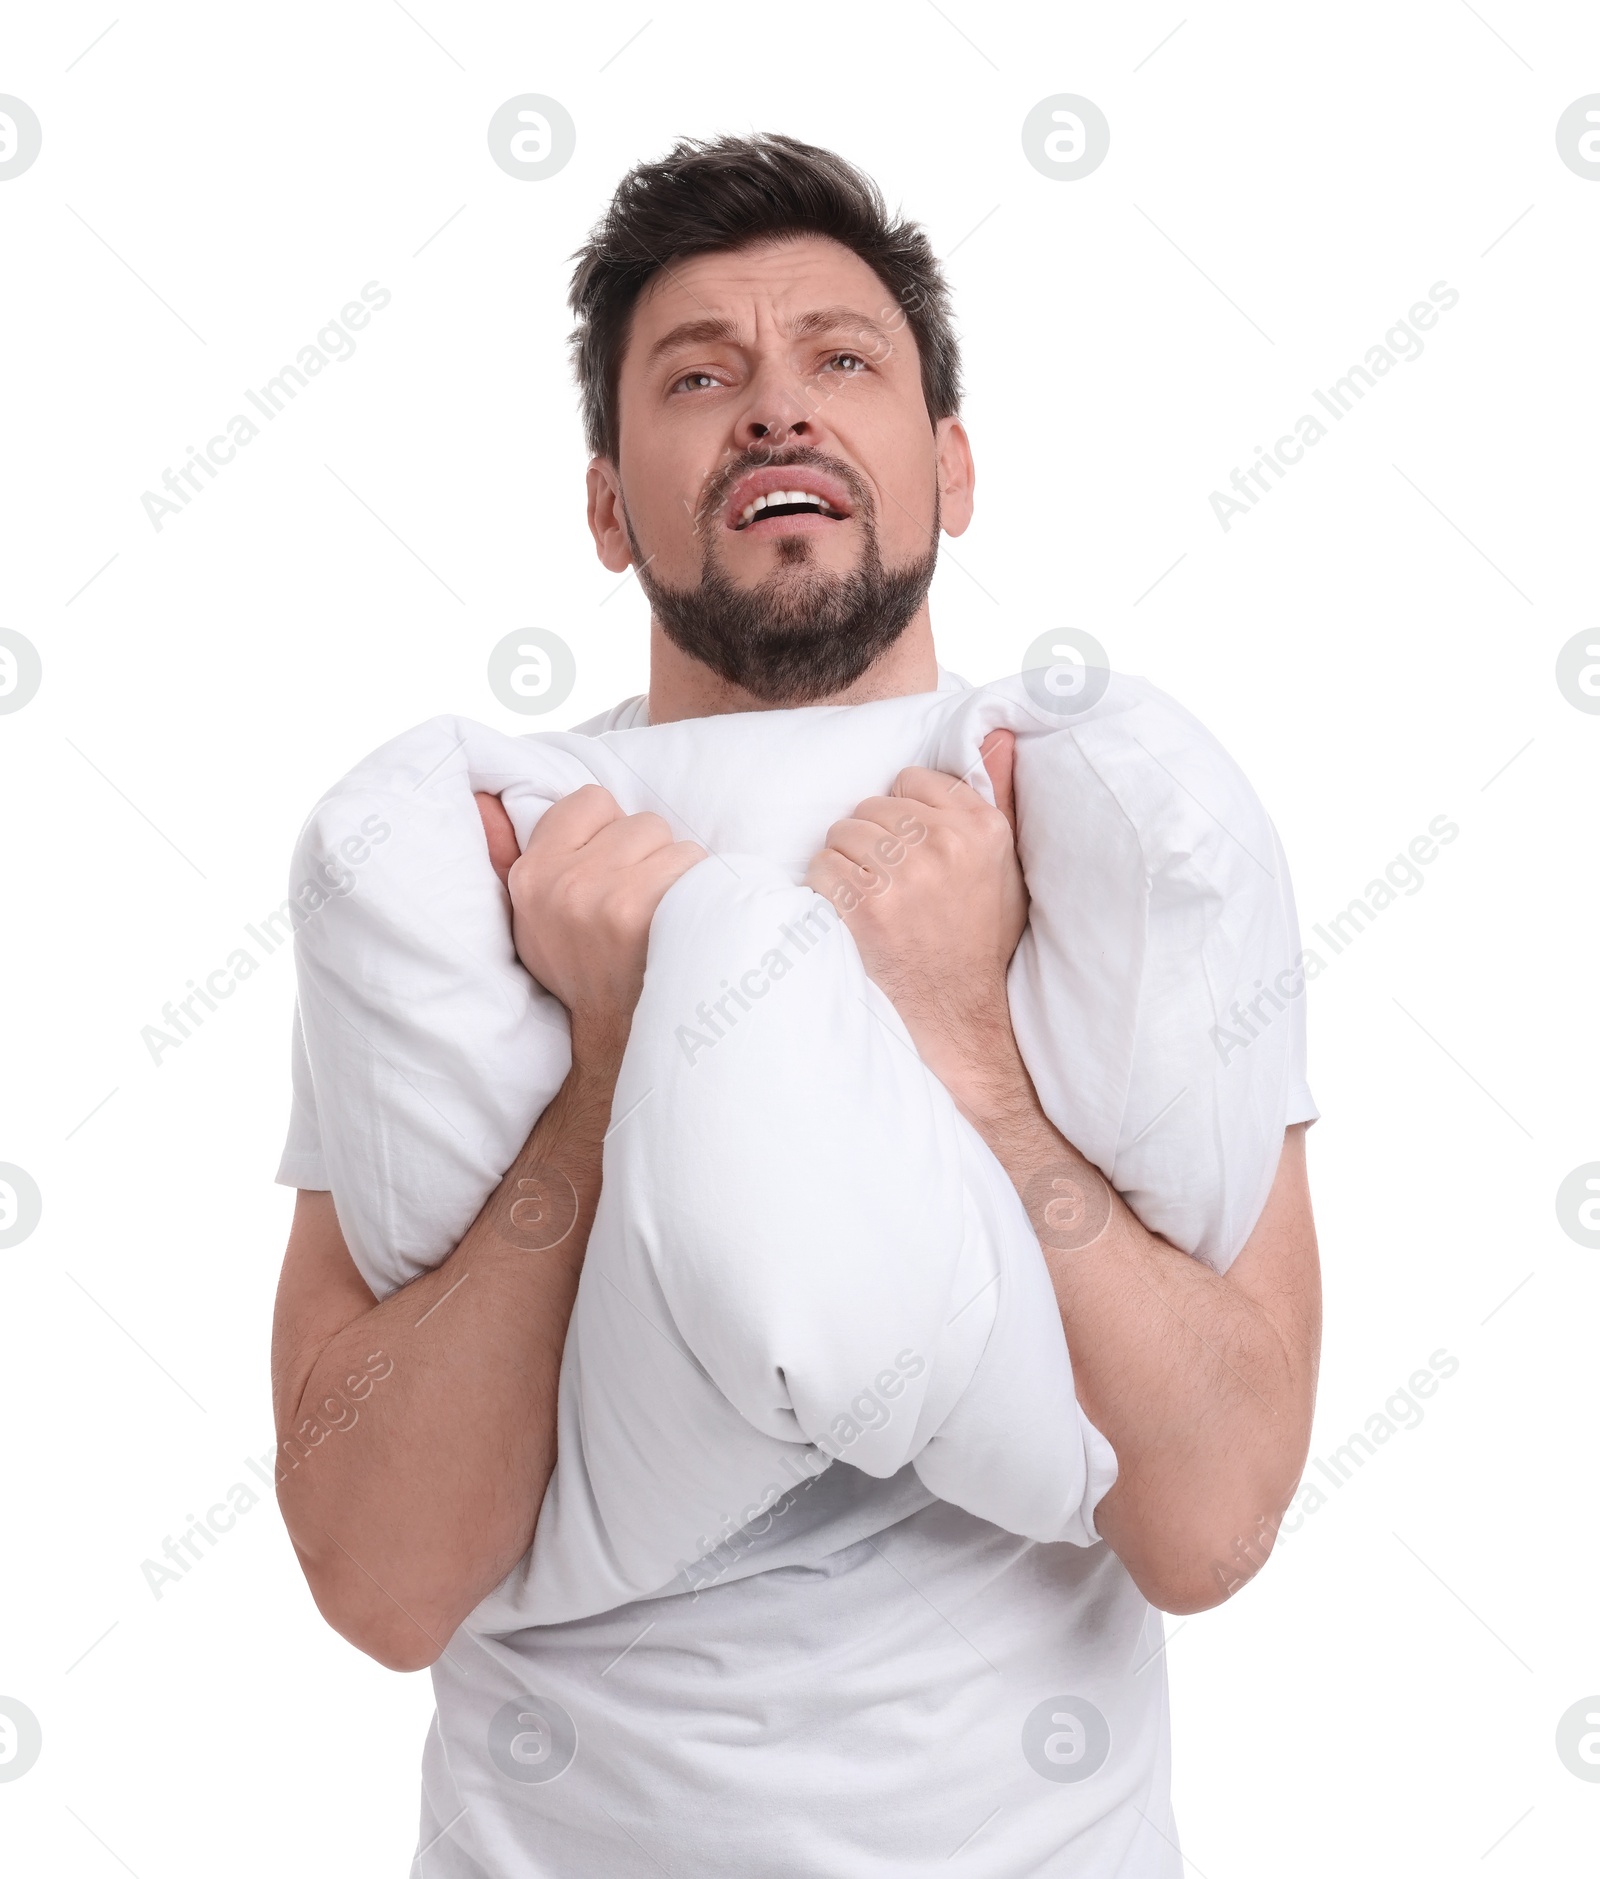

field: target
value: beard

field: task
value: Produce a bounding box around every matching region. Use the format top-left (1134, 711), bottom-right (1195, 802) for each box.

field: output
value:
top-left (627, 449), bottom-right (940, 707)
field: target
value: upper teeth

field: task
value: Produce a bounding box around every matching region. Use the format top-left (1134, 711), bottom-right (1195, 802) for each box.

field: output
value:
top-left (738, 490), bottom-right (837, 526)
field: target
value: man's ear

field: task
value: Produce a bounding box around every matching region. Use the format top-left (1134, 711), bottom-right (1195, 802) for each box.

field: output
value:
top-left (934, 417), bottom-right (975, 539)
top-left (586, 458), bottom-right (634, 573)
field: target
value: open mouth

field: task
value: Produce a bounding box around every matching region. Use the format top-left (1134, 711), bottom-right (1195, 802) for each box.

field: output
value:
top-left (735, 490), bottom-right (844, 529)
top-left (722, 464), bottom-right (857, 533)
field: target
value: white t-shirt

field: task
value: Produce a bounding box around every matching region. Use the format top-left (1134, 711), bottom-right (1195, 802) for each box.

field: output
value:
top-left (278, 674), bottom-right (1316, 1878)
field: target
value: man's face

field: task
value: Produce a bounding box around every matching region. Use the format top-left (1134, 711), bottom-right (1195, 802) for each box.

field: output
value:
top-left (589, 234), bottom-right (973, 703)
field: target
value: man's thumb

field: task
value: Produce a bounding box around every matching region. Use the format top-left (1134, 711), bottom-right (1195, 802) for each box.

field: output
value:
top-left (979, 728), bottom-right (1017, 836)
top-left (475, 790), bottom-right (520, 888)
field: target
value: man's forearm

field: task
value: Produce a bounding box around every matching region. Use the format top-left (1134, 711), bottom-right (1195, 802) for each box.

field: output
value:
top-left (958, 1031), bottom-right (1319, 1614)
top-left (273, 1038), bottom-right (621, 1669)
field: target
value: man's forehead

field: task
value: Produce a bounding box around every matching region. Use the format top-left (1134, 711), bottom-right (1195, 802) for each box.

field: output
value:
top-left (632, 235), bottom-right (892, 342)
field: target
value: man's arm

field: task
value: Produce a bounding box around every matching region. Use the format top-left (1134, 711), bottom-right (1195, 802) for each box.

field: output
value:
top-left (271, 787), bottom-right (703, 1670)
top-left (807, 730), bottom-right (1321, 1615)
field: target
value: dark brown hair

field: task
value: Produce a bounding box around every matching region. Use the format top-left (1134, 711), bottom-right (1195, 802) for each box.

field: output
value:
top-left (567, 132), bottom-right (962, 461)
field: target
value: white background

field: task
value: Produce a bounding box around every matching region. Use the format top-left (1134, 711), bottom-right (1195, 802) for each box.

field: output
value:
top-left (2, 2), bottom-right (1596, 1872)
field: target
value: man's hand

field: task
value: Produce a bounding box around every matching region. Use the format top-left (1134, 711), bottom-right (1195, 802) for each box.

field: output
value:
top-left (804, 729), bottom-right (1025, 1112)
top-left (477, 786), bottom-right (705, 1062)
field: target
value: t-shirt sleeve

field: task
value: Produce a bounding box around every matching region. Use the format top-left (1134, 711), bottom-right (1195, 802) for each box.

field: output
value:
top-left (275, 1001), bottom-right (331, 1191)
top-left (1274, 821), bottom-right (1320, 1130)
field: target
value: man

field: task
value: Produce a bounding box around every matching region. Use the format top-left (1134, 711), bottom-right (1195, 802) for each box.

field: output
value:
top-left (271, 132), bottom-right (1319, 1875)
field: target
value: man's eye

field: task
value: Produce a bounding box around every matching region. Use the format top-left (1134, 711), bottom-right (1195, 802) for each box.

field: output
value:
top-left (671, 371), bottom-right (721, 393)
top-left (823, 352), bottom-right (868, 375)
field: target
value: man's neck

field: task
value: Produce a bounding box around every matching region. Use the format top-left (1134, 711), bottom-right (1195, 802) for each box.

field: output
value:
top-left (644, 610), bottom-right (940, 725)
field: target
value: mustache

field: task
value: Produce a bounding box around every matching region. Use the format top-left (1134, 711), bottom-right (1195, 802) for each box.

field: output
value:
top-left (696, 445), bottom-right (874, 537)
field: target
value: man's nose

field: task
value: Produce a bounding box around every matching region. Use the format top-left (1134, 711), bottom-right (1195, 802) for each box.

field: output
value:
top-left (736, 405), bottom-right (812, 450)
top-left (734, 364), bottom-right (821, 452)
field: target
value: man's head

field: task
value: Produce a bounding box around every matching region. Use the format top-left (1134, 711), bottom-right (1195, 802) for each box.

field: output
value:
top-left (568, 133), bottom-right (975, 707)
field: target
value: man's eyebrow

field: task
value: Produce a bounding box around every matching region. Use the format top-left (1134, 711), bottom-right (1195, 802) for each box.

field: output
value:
top-left (785, 305), bottom-right (893, 346)
top-left (644, 316), bottom-right (743, 366)
top-left (644, 305), bottom-right (894, 368)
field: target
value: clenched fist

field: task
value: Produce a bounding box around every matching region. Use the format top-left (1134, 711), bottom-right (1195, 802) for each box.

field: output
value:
top-left (805, 729), bottom-right (1027, 1113)
top-left (476, 786), bottom-right (706, 1066)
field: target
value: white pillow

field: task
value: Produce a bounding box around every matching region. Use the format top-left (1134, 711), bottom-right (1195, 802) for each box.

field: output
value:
top-left (283, 672), bottom-right (1312, 1623)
